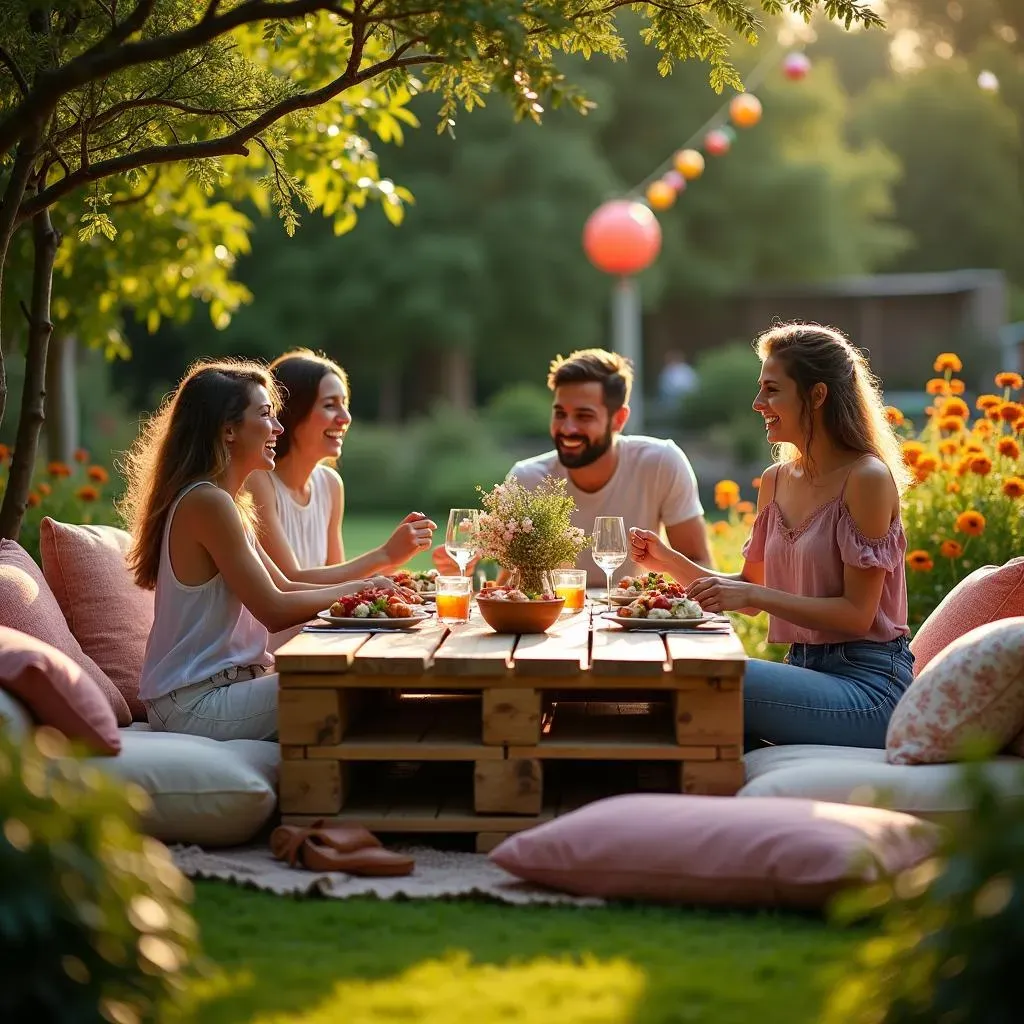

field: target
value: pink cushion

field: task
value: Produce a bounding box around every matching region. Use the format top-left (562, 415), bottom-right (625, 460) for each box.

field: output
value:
top-left (40, 518), bottom-right (153, 722)
top-left (0, 626), bottom-right (121, 755)
top-left (887, 617), bottom-right (1024, 765)
top-left (489, 793), bottom-right (937, 908)
top-left (0, 539), bottom-right (130, 725)
top-left (910, 559), bottom-right (1024, 675)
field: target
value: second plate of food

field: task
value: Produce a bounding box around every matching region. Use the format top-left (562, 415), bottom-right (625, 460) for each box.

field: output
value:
top-left (602, 612), bottom-right (718, 630)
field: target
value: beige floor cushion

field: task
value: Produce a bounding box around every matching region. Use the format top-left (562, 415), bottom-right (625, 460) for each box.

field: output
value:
top-left (740, 743), bottom-right (1024, 825)
top-left (83, 730), bottom-right (279, 847)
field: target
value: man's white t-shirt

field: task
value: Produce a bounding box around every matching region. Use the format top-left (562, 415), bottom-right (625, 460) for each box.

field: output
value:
top-left (507, 434), bottom-right (704, 587)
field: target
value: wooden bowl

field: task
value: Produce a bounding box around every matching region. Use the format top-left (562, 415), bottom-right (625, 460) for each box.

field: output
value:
top-left (475, 596), bottom-right (565, 634)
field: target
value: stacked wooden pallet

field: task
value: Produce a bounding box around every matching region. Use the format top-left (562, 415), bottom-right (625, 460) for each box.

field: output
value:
top-left (277, 607), bottom-right (746, 852)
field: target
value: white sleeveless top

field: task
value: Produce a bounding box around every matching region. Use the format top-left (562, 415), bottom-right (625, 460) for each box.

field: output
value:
top-left (269, 464), bottom-right (334, 569)
top-left (139, 481), bottom-right (272, 702)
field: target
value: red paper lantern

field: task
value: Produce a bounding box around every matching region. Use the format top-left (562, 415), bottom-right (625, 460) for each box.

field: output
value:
top-left (583, 200), bottom-right (662, 276)
top-left (783, 52), bottom-right (811, 81)
top-left (704, 128), bottom-right (732, 157)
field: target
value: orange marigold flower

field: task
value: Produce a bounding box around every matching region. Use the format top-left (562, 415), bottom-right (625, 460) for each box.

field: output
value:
top-left (906, 550), bottom-right (934, 572)
top-left (37, 482), bottom-right (51, 496)
top-left (969, 455), bottom-right (993, 476)
top-left (73, 448), bottom-right (89, 463)
top-left (939, 540), bottom-right (963, 559)
top-left (934, 353), bottom-right (963, 373)
top-left (942, 397), bottom-right (970, 419)
top-left (999, 401), bottom-right (1024, 423)
top-left (884, 406), bottom-right (904, 425)
top-left (987, 407), bottom-right (1003, 421)
top-left (1003, 476), bottom-right (1024, 499)
top-left (47, 461), bottom-right (71, 478)
top-left (751, 476), bottom-right (762, 489)
top-left (973, 419), bottom-right (993, 437)
top-left (939, 415), bottom-right (966, 433)
top-left (735, 500), bottom-right (755, 514)
top-left (711, 520), bottom-right (730, 536)
top-left (901, 441), bottom-right (925, 465)
top-left (86, 465), bottom-right (109, 484)
top-left (995, 372), bottom-right (1023, 390)
top-left (998, 437), bottom-right (1021, 460)
top-left (0, 443), bottom-right (9, 463)
top-left (964, 441), bottom-right (985, 454)
top-left (27, 492), bottom-right (41, 508)
top-left (976, 394), bottom-right (1002, 411)
top-left (925, 378), bottom-right (949, 396)
top-left (916, 454), bottom-right (939, 474)
top-left (955, 510), bottom-right (986, 536)
top-left (938, 439), bottom-right (960, 456)
top-left (947, 481), bottom-right (960, 494)
top-left (948, 379), bottom-right (965, 395)
top-left (714, 480), bottom-right (740, 509)
top-left (75, 486), bottom-right (99, 503)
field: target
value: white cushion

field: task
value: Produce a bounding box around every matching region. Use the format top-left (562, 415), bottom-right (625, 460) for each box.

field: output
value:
top-left (82, 730), bottom-right (279, 846)
top-left (0, 687), bottom-right (32, 740)
top-left (741, 743), bottom-right (1024, 824)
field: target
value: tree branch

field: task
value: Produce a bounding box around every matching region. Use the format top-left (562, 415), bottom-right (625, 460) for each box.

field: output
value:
top-left (0, 46), bottom-right (29, 97)
top-left (0, 0), bottom-right (344, 158)
top-left (17, 47), bottom-right (442, 221)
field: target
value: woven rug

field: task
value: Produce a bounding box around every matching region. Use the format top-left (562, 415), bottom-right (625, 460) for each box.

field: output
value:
top-left (171, 842), bottom-right (603, 906)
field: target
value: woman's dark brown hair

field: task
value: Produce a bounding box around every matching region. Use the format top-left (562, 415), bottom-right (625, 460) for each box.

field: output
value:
top-left (119, 359), bottom-right (280, 589)
top-left (269, 349), bottom-right (350, 459)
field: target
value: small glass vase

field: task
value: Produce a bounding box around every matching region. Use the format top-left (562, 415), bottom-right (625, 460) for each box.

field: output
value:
top-left (506, 567), bottom-right (556, 600)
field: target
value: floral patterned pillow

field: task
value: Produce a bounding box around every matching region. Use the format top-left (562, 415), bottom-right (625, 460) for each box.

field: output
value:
top-left (887, 617), bottom-right (1024, 765)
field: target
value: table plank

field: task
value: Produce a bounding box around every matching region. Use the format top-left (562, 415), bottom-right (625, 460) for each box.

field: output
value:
top-left (665, 631), bottom-right (747, 680)
top-left (275, 630), bottom-right (373, 674)
top-left (590, 624), bottom-right (668, 678)
top-left (431, 620), bottom-right (514, 677)
top-left (511, 612), bottom-right (591, 677)
top-left (351, 621), bottom-right (449, 676)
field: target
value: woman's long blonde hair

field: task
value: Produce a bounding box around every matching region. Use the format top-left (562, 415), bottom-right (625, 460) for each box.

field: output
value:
top-left (755, 322), bottom-right (911, 494)
top-left (119, 359), bottom-right (280, 589)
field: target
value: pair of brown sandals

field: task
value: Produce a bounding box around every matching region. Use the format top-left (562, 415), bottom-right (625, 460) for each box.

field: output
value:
top-left (270, 821), bottom-right (414, 876)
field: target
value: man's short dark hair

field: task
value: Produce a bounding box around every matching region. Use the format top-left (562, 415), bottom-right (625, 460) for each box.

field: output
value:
top-left (547, 348), bottom-right (634, 412)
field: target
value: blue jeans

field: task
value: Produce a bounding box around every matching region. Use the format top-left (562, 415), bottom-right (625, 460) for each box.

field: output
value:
top-left (743, 637), bottom-right (914, 752)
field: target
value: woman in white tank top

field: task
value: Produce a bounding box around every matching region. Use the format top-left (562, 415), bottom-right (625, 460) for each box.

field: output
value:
top-left (247, 349), bottom-right (437, 583)
top-left (120, 358), bottom-right (405, 741)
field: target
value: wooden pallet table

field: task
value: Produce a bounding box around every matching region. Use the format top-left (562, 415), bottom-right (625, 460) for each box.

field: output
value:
top-left (276, 605), bottom-right (746, 852)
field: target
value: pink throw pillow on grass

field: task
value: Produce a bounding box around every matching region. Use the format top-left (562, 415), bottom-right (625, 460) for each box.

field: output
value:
top-left (489, 793), bottom-right (937, 909)
top-left (0, 539), bottom-right (130, 725)
top-left (0, 626), bottom-right (121, 755)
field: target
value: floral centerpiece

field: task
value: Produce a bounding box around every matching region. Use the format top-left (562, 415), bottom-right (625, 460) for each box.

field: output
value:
top-left (473, 476), bottom-right (589, 597)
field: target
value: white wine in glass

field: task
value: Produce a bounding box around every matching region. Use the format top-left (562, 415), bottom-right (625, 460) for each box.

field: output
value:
top-left (592, 516), bottom-right (627, 613)
top-left (445, 508), bottom-right (479, 576)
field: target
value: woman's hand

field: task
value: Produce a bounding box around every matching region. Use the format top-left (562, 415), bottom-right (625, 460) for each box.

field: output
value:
top-left (628, 528), bottom-right (677, 576)
top-left (686, 576), bottom-right (756, 614)
top-left (431, 544), bottom-right (481, 577)
top-left (383, 512), bottom-right (437, 566)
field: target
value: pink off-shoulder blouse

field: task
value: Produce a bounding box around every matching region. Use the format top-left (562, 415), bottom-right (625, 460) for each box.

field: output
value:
top-left (741, 495), bottom-right (910, 646)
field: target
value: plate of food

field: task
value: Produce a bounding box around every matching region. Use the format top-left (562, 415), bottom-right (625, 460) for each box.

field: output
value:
top-left (389, 568), bottom-right (439, 597)
top-left (608, 571), bottom-right (688, 605)
top-left (318, 587), bottom-right (430, 629)
top-left (603, 594), bottom-right (716, 630)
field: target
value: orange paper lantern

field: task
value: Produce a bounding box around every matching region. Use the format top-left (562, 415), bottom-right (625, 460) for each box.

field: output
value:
top-left (730, 93), bottom-right (762, 128)
top-left (582, 200), bottom-right (662, 276)
top-left (645, 180), bottom-right (677, 211)
top-left (673, 148), bottom-right (705, 180)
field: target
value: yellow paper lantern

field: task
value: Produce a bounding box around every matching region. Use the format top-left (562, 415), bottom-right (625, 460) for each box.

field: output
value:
top-left (673, 148), bottom-right (705, 180)
top-left (645, 179), bottom-right (676, 211)
top-left (730, 93), bottom-right (762, 128)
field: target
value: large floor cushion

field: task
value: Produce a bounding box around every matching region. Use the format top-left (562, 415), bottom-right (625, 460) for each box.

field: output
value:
top-left (82, 730), bottom-right (279, 847)
top-left (740, 744), bottom-right (1024, 825)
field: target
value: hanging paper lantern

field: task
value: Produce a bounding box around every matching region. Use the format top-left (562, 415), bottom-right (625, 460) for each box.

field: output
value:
top-left (704, 128), bottom-right (732, 156)
top-left (730, 93), bottom-right (762, 128)
top-left (646, 179), bottom-right (677, 211)
top-left (663, 170), bottom-right (686, 193)
top-left (782, 51), bottom-right (811, 80)
top-left (582, 199), bottom-right (662, 276)
top-left (978, 69), bottom-right (1000, 93)
top-left (674, 148), bottom-right (705, 180)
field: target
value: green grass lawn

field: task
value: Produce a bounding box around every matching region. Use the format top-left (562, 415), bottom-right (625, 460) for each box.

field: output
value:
top-left (180, 882), bottom-right (868, 1023)
top-left (344, 512), bottom-right (443, 572)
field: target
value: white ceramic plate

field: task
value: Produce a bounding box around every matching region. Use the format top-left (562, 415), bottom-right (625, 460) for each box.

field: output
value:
top-left (316, 610), bottom-right (430, 630)
top-left (603, 612), bottom-right (717, 630)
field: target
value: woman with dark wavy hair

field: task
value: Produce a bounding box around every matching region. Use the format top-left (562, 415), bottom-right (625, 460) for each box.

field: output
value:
top-left (121, 358), bottom-right (398, 740)
top-left (630, 323), bottom-right (914, 750)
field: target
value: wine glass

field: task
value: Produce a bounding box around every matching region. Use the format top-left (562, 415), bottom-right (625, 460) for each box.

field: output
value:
top-left (592, 516), bottom-right (627, 614)
top-left (445, 508), bottom-right (479, 576)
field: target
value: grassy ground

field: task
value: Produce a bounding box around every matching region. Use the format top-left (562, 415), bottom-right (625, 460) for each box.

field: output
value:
top-left (344, 512), bottom-right (442, 572)
top-left (181, 882), bottom-right (867, 1024)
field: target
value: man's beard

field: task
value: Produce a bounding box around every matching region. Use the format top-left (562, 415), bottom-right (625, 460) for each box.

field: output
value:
top-left (554, 425), bottom-right (614, 469)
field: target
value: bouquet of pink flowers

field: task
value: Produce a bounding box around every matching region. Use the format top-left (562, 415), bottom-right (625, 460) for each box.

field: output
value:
top-left (474, 477), bottom-right (589, 581)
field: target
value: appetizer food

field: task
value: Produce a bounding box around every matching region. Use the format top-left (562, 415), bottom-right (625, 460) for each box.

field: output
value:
top-left (614, 571), bottom-right (687, 601)
top-left (478, 586), bottom-right (558, 603)
top-left (617, 593), bottom-right (704, 620)
top-left (329, 587), bottom-right (417, 619)
top-left (390, 568), bottom-right (439, 595)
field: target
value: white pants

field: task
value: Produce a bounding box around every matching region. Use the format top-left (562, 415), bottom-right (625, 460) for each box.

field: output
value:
top-left (145, 665), bottom-right (278, 741)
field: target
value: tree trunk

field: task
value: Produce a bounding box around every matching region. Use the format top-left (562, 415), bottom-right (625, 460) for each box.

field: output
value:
top-left (433, 346), bottom-right (474, 411)
top-left (45, 332), bottom-right (78, 462)
top-left (378, 369), bottom-right (401, 423)
top-left (0, 204), bottom-right (60, 540)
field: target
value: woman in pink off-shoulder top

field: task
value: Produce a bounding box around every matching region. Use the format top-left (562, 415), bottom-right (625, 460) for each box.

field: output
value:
top-left (630, 323), bottom-right (914, 750)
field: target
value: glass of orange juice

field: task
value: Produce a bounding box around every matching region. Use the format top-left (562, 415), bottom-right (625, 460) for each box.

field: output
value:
top-left (552, 569), bottom-right (587, 613)
top-left (435, 575), bottom-right (473, 624)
